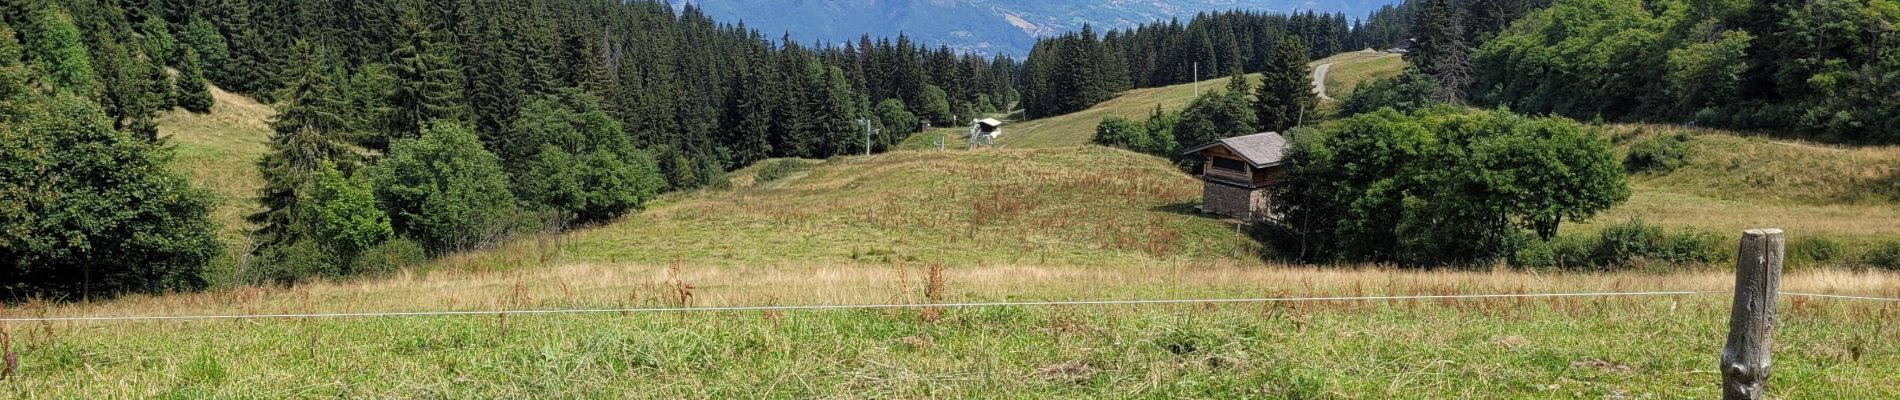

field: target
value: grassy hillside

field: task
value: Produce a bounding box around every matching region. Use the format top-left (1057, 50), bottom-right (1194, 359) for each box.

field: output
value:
top-left (1315, 50), bottom-right (1406, 97)
top-left (893, 52), bottom-right (1896, 249)
top-left (555, 146), bottom-right (1258, 267)
top-left (16, 53), bottom-right (1900, 397)
top-left (997, 51), bottom-right (1407, 149)
top-left (1574, 124), bottom-right (1900, 245)
top-left (157, 86), bottom-right (274, 279)
top-left (14, 139), bottom-right (1900, 396)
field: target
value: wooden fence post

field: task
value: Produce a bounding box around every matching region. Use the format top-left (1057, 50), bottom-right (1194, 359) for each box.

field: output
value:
top-left (1722, 228), bottom-right (1783, 400)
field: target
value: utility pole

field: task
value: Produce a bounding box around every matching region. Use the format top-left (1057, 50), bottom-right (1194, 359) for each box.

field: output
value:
top-left (1193, 62), bottom-right (1200, 97)
top-left (859, 118), bottom-right (878, 156)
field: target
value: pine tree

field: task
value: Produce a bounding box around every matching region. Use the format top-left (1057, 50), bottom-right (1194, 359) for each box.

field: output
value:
top-left (209, 0), bottom-right (278, 96)
top-left (94, 35), bottom-right (167, 140)
top-left (180, 15), bottom-right (228, 74)
top-left (139, 16), bottom-right (179, 65)
top-left (1254, 37), bottom-right (1316, 132)
top-left (174, 46), bottom-right (213, 112)
top-left (251, 40), bottom-right (357, 247)
top-left (1409, 0), bottom-right (1471, 102)
top-left (459, 5), bottom-right (522, 136)
top-left (382, 9), bottom-right (466, 149)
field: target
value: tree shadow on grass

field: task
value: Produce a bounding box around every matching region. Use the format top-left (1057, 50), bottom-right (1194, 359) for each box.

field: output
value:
top-left (1875, 169), bottom-right (1900, 203)
top-left (1152, 201), bottom-right (1204, 217)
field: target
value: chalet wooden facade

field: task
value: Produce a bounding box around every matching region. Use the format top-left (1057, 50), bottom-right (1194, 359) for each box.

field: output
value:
top-left (1180, 132), bottom-right (1288, 221)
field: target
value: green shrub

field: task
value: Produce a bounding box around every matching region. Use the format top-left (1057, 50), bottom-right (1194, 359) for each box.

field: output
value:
top-left (1789, 235), bottom-right (1845, 269)
top-left (1512, 220), bottom-right (1726, 271)
top-left (1093, 116), bottom-right (1147, 150)
top-left (1590, 220), bottom-right (1725, 269)
top-left (1337, 71), bottom-right (1441, 117)
top-left (504, 90), bottom-right (665, 225)
top-left (1863, 242), bottom-right (1900, 271)
top-left (1512, 235), bottom-right (1595, 270)
top-left (874, 99), bottom-right (919, 138)
top-left (353, 238), bottom-right (427, 277)
top-left (1589, 221), bottom-right (1665, 269)
top-left (2, 92), bottom-right (222, 299)
top-left (1273, 107), bottom-right (1628, 267)
top-left (1624, 132), bottom-right (1694, 174)
top-left (372, 122), bottom-right (520, 254)
top-left (250, 240), bottom-right (339, 285)
top-left (1657, 229), bottom-right (1726, 264)
top-left (303, 162), bottom-right (392, 261)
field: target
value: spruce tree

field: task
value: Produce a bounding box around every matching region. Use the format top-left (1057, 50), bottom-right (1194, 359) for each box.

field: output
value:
top-left (95, 36), bottom-right (166, 140)
top-left (174, 46), bottom-right (213, 112)
top-left (179, 15), bottom-right (228, 74)
top-left (1409, 0), bottom-right (1471, 102)
top-left (208, 0), bottom-right (277, 96)
top-left (251, 40), bottom-right (356, 248)
top-left (382, 9), bottom-right (466, 150)
top-left (139, 16), bottom-right (179, 65)
top-left (1254, 37), bottom-right (1316, 133)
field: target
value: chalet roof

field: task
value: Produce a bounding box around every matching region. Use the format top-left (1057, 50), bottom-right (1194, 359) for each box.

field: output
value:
top-left (975, 118), bottom-right (1003, 127)
top-left (1180, 132), bottom-right (1288, 168)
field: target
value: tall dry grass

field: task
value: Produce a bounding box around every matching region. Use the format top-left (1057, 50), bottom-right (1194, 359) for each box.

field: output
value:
top-left (14, 260), bottom-right (1896, 321)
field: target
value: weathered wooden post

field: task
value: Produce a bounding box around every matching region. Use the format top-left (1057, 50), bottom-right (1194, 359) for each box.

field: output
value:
top-left (1722, 228), bottom-right (1783, 400)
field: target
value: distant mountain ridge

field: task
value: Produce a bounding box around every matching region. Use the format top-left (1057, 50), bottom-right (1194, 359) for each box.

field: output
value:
top-left (677, 0), bottom-right (1399, 55)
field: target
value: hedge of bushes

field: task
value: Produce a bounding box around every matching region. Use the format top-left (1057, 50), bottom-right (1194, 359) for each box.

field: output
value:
top-left (1511, 220), bottom-right (1727, 271)
top-left (1515, 222), bottom-right (1900, 272)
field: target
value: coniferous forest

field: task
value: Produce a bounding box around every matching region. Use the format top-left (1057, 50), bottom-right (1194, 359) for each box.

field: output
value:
top-left (1019, 11), bottom-right (1379, 119)
top-left (2, 0), bottom-right (1029, 297)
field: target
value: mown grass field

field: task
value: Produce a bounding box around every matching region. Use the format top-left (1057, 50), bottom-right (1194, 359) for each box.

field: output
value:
top-left (1315, 50), bottom-right (1406, 98)
top-left (9, 54), bottom-right (1900, 398)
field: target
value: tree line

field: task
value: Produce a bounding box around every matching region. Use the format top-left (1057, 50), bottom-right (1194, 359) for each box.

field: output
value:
top-left (1355, 0), bottom-right (1898, 144)
top-left (1, 0), bottom-right (1022, 298)
top-left (1020, 10), bottom-right (1378, 119)
top-left (1469, 0), bottom-right (1900, 143)
top-left (1093, 37), bottom-right (1319, 167)
top-left (1, 23), bottom-right (220, 299)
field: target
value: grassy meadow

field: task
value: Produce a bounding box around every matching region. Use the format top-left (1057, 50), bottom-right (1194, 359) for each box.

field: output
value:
top-left (1575, 124), bottom-right (1900, 255)
top-left (559, 147), bottom-right (1256, 267)
top-left (1315, 50), bottom-right (1406, 98)
top-left (156, 86), bottom-right (276, 284)
top-left (6, 257), bottom-right (1899, 397)
top-left (6, 53), bottom-right (1900, 398)
top-left (6, 140), bottom-right (1898, 397)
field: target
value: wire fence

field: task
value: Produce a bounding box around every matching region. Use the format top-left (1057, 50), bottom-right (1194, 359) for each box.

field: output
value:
top-left (0, 289), bottom-right (1891, 323)
top-left (1782, 292), bottom-right (1900, 302)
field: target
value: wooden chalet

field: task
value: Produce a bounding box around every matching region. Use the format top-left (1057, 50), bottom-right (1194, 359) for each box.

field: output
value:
top-left (1180, 132), bottom-right (1288, 221)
